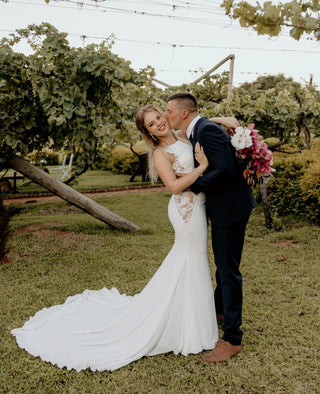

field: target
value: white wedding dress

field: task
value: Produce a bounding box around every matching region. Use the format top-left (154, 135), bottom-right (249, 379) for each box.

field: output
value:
top-left (11, 140), bottom-right (218, 372)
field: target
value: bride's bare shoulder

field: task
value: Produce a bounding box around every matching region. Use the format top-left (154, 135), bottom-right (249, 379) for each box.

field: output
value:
top-left (154, 148), bottom-right (175, 165)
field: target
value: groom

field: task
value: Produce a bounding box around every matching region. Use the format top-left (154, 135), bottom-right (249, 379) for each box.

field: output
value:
top-left (166, 92), bottom-right (256, 363)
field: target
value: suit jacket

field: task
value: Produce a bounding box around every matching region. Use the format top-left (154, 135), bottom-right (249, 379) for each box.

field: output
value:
top-left (189, 117), bottom-right (256, 227)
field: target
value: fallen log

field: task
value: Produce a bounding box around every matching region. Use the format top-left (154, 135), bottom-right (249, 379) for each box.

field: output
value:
top-left (7, 155), bottom-right (141, 231)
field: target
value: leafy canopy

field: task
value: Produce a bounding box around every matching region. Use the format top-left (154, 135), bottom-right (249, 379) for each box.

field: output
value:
top-left (203, 74), bottom-right (320, 145)
top-left (221, 0), bottom-right (320, 40)
top-left (0, 23), bottom-right (154, 172)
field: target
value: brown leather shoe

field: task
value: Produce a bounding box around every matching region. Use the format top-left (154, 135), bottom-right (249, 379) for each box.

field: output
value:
top-left (216, 314), bottom-right (224, 324)
top-left (202, 340), bottom-right (242, 363)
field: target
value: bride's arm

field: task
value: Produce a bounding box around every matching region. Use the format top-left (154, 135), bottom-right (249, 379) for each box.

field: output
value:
top-left (210, 117), bottom-right (239, 129)
top-left (154, 144), bottom-right (208, 195)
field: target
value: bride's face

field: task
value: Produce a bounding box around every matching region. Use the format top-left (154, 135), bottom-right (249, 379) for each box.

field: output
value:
top-left (144, 110), bottom-right (170, 140)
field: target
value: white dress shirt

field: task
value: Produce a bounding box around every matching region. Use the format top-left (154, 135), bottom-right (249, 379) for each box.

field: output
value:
top-left (186, 115), bottom-right (201, 139)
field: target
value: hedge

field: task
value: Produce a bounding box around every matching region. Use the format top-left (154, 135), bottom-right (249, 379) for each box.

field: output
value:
top-left (266, 138), bottom-right (320, 224)
top-left (106, 145), bottom-right (149, 175)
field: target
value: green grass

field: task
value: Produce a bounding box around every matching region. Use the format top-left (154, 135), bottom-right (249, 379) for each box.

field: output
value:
top-left (1, 193), bottom-right (320, 393)
top-left (0, 168), bottom-right (150, 197)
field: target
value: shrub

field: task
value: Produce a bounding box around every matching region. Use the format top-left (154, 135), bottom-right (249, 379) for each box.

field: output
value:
top-left (300, 162), bottom-right (320, 204)
top-left (267, 138), bottom-right (320, 224)
top-left (107, 145), bottom-right (149, 175)
top-left (25, 150), bottom-right (60, 165)
top-left (92, 151), bottom-right (110, 171)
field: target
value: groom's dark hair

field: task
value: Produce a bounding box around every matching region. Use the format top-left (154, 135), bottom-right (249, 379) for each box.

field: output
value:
top-left (167, 92), bottom-right (198, 114)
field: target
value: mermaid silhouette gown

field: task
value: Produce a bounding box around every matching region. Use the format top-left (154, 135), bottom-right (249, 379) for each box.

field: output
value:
top-left (11, 140), bottom-right (218, 372)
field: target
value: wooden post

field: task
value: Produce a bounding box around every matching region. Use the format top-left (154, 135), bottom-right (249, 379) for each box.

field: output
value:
top-left (152, 78), bottom-right (172, 88)
top-left (13, 172), bottom-right (18, 193)
top-left (7, 155), bottom-right (141, 231)
top-left (228, 55), bottom-right (235, 99)
top-left (259, 174), bottom-right (273, 229)
top-left (192, 54), bottom-right (235, 84)
top-left (309, 74), bottom-right (313, 86)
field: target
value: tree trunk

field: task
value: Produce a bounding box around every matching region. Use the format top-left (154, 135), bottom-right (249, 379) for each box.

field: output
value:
top-left (0, 196), bottom-right (10, 264)
top-left (8, 155), bottom-right (141, 231)
top-left (259, 173), bottom-right (273, 229)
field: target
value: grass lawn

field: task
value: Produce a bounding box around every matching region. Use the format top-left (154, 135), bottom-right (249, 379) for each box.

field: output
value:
top-left (1, 192), bottom-right (320, 393)
top-left (0, 168), bottom-right (150, 197)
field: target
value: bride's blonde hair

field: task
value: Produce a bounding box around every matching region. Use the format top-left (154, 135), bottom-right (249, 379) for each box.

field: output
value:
top-left (135, 104), bottom-right (188, 183)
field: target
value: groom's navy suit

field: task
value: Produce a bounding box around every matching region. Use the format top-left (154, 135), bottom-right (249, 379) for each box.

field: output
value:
top-left (190, 117), bottom-right (256, 345)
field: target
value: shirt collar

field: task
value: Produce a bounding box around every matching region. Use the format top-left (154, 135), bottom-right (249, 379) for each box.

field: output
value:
top-left (186, 115), bottom-right (201, 138)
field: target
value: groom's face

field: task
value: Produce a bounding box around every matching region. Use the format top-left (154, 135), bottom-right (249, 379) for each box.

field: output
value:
top-left (165, 100), bottom-right (183, 130)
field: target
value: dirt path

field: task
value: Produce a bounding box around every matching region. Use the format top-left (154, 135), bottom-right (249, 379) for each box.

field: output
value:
top-left (2, 184), bottom-right (166, 206)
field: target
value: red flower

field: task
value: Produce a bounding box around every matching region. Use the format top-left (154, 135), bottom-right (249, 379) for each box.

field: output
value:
top-left (228, 124), bottom-right (275, 186)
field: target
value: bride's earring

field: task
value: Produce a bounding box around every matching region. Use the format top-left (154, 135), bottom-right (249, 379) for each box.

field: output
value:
top-left (150, 134), bottom-right (158, 142)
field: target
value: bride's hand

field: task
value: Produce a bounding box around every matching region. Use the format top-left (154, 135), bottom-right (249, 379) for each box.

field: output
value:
top-left (195, 142), bottom-right (208, 170)
top-left (210, 116), bottom-right (240, 129)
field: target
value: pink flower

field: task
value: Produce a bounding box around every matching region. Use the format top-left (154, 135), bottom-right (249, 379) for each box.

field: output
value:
top-left (227, 124), bottom-right (275, 186)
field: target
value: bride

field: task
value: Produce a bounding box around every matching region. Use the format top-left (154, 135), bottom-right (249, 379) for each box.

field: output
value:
top-left (11, 104), bottom-right (218, 372)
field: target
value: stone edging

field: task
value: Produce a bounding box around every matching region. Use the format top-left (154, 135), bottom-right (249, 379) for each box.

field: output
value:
top-left (2, 183), bottom-right (164, 200)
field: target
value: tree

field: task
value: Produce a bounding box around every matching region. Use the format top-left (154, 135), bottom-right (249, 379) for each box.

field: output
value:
top-left (0, 23), bottom-right (151, 238)
top-left (0, 23), bottom-right (147, 174)
top-left (162, 72), bottom-right (230, 109)
top-left (189, 73), bottom-right (320, 228)
top-left (221, 0), bottom-right (320, 40)
top-left (0, 197), bottom-right (9, 263)
top-left (207, 74), bottom-right (320, 150)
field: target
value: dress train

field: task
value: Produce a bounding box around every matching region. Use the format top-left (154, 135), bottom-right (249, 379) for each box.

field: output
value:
top-left (12, 141), bottom-right (218, 372)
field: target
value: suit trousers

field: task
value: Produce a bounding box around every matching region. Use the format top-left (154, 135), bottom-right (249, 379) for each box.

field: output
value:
top-left (210, 215), bottom-right (250, 346)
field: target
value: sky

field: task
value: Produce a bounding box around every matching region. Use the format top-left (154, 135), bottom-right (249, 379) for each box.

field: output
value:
top-left (1, 0), bottom-right (320, 89)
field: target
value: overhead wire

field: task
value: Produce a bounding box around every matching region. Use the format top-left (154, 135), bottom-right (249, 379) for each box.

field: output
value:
top-left (0, 0), bottom-right (306, 36)
top-left (0, 0), bottom-right (319, 84)
top-left (1, 26), bottom-right (317, 55)
top-left (2, 0), bottom-right (319, 42)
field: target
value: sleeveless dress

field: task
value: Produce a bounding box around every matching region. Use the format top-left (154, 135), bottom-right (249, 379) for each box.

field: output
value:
top-left (11, 140), bottom-right (218, 372)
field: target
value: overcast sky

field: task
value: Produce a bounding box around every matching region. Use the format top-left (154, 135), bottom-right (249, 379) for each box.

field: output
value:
top-left (1, 0), bottom-right (320, 89)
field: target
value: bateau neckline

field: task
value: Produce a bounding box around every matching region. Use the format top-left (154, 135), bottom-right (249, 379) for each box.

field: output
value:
top-left (162, 140), bottom-right (184, 148)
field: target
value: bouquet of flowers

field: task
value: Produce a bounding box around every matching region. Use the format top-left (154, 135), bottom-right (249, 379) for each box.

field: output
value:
top-left (227, 124), bottom-right (275, 186)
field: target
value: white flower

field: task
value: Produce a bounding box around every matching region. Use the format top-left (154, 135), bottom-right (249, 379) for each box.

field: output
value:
top-left (231, 127), bottom-right (253, 150)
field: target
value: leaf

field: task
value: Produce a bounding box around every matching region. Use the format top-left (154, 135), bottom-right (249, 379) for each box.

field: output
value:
top-left (305, 16), bottom-right (317, 30)
top-left (74, 106), bottom-right (86, 117)
top-left (221, 0), bottom-right (234, 15)
top-left (290, 27), bottom-right (304, 40)
top-left (221, 0), bottom-right (319, 40)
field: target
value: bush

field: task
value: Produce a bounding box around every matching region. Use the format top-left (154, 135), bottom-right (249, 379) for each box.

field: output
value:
top-left (92, 151), bottom-right (110, 171)
top-left (25, 150), bottom-right (60, 165)
top-left (107, 145), bottom-right (148, 175)
top-left (267, 138), bottom-right (320, 224)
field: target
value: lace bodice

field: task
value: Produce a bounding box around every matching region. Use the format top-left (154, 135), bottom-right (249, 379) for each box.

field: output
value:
top-left (164, 140), bottom-right (195, 176)
top-left (164, 141), bottom-right (203, 223)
